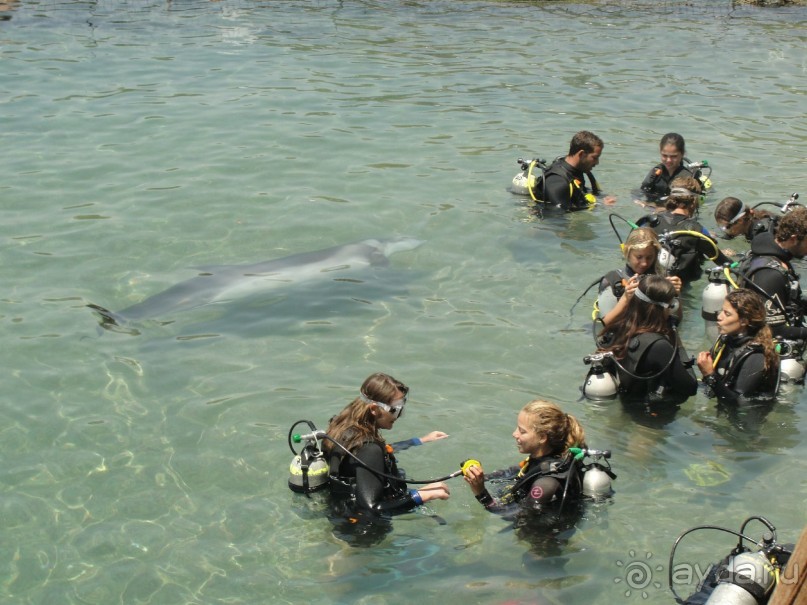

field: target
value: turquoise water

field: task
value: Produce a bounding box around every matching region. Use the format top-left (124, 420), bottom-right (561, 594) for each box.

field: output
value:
top-left (2, 1), bottom-right (806, 603)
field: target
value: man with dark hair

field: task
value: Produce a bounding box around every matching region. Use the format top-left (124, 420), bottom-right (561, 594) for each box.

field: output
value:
top-left (740, 206), bottom-right (807, 340)
top-left (532, 130), bottom-right (616, 212)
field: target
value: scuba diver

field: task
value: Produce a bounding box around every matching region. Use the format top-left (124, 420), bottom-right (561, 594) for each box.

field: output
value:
top-left (463, 400), bottom-right (613, 516)
top-left (595, 226), bottom-right (682, 326)
top-left (697, 289), bottom-right (780, 404)
top-left (736, 206), bottom-right (807, 343)
top-left (639, 132), bottom-right (710, 204)
top-left (321, 373), bottom-right (450, 544)
top-left (714, 196), bottom-right (777, 245)
top-left (526, 130), bottom-right (617, 213)
top-left (593, 275), bottom-right (698, 405)
top-left (637, 175), bottom-right (730, 285)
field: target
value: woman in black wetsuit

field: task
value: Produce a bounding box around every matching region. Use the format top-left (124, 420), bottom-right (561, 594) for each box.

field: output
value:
top-left (640, 132), bottom-right (697, 203)
top-left (597, 275), bottom-right (698, 404)
top-left (697, 289), bottom-right (780, 403)
top-left (323, 372), bottom-right (450, 543)
top-left (463, 400), bottom-right (586, 514)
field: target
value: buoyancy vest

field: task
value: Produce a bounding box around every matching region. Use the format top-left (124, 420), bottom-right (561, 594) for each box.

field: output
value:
top-left (708, 334), bottom-right (778, 397)
top-left (498, 454), bottom-right (581, 506)
top-left (532, 158), bottom-right (598, 210)
top-left (747, 215), bottom-right (777, 243)
top-left (639, 212), bottom-right (708, 281)
top-left (327, 440), bottom-right (407, 499)
top-left (615, 332), bottom-right (669, 395)
top-left (736, 253), bottom-right (803, 328)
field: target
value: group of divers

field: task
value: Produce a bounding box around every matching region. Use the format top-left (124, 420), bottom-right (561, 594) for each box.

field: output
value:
top-left (288, 132), bottom-right (800, 603)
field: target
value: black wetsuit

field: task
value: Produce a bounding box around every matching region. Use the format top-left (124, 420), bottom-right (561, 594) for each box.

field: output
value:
top-left (534, 157), bottom-right (598, 213)
top-left (703, 334), bottom-right (779, 404)
top-left (637, 211), bottom-right (729, 284)
top-left (474, 454), bottom-right (582, 515)
top-left (328, 440), bottom-right (419, 516)
top-left (640, 164), bottom-right (694, 202)
top-left (739, 231), bottom-right (807, 341)
top-left (598, 265), bottom-right (635, 297)
top-left (743, 215), bottom-right (777, 244)
top-left (608, 331), bottom-right (698, 403)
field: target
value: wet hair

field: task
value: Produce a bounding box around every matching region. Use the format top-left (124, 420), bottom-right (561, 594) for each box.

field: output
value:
top-left (665, 175), bottom-right (702, 213)
top-left (775, 206), bottom-right (807, 242)
top-left (568, 131), bottom-right (604, 156)
top-left (521, 400), bottom-right (586, 454)
top-left (724, 289), bottom-right (778, 372)
top-left (659, 132), bottom-right (686, 155)
top-left (324, 372), bottom-right (409, 453)
top-left (598, 275), bottom-right (677, 360)
top-left (714, 197), bottom-right (746, 225)
top-left (623, 227), bottom-right (663, 276)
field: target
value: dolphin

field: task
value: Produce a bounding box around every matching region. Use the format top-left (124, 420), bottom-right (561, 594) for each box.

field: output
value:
top-left (89, 237), bottom-right (423, 330)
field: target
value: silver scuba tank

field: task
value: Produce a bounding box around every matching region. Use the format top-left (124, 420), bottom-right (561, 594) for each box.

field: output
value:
top-left (582, 465), bottom-right (612, 497)
top-left (657, 244), bottom-right (675, 272)
top-left (582, 353), bottom-right (619, 400)
top-left (704, 550), bottom-right (776, 605)
top-left (596, 286), bottom-right (620, 320)
top-left (779, 357), bottom-right (805, 383)
top-left (776, 339), bottom-right (806, 384)
top-left (702, 266), bottom-right (730, 341)
top-left (511, 171), bottom-right (532, 196)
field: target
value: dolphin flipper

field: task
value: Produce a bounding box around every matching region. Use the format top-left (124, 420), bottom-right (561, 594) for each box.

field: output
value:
top-left (87, 304), bottom-right (142, 335)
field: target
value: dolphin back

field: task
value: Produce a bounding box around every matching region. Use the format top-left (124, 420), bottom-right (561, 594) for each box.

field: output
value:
top-left (88, 237), bottom-right (425, 331)
top-left (373, 236), bottom-right (424, 259)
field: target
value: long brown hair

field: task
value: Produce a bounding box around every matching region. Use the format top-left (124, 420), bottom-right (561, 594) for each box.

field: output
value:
top-left (598, 275), bottom-right (677, 360)
top-left (323, 373), bottom-right (409, 453)
top-left (521, 400), bottom-right (586, 454)
top-left (724, 289), bottom-right (778, 372)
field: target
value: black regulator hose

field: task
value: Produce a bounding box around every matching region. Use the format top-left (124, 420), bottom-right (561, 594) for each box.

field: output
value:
top-left (289, 422), bottom-right (465, 485)
top-left (608, 212), bottom-right (639, 247)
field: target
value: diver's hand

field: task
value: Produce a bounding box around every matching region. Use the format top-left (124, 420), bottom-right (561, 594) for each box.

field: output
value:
top-left (462, 464), bottom-right (486, 496)
top-left (418, 431), bottom-right (449, 443)
top-left (417, 482), bottom-right (450, 502)
top-left (623, 275), bottom-right (640, 300)
top-left (666, 275), bottom-right (682, 295)
top-left (602, 195), bottom-right (617, 206)
top-left (697, 351), bottom-right (715, 376)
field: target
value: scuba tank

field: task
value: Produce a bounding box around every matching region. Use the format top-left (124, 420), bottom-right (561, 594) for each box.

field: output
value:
top-left (561, 447), bottom-right (616, 511)
top-left (571, 448), bottom-right (614, 498)
top-left (582, 352), bottom-right (619, 401)
top-left (702, 266), bottom-right (731, 341)
top-left (510, 157), bottom-right (548, 196)
top-left (288, 446), bottom-right (329, 494)
top-left (684, 159), bottom-right (712, 194)
top-left (657, 233), bottom-right (676, 272)
top-left (287, 425), bottom-right (329, 494)
top-left (669, 515), bottom-right (793, 605)
top-left (596, 282), bottom-right (621, 319)
top-left (776, 339), bottom-right (806, 384)
top-left (705, 549), bottom-right (776, 605)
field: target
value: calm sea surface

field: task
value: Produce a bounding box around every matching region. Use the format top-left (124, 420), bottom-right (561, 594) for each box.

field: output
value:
top-left (2, 1), bottom-right (806, 604)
